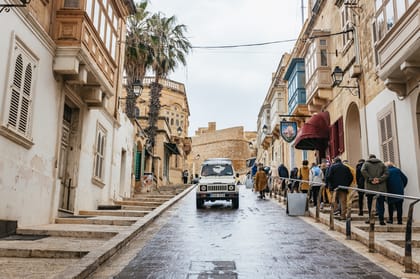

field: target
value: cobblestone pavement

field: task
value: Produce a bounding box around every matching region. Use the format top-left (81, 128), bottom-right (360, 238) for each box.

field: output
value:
top-left (97, 186), bottom-right (401, 279)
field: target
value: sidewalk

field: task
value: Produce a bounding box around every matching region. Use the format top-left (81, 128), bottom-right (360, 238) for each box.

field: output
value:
top-left (0, 185), bottom-right (195, 279)
top-left (276, 193), bottom-right (420, 278)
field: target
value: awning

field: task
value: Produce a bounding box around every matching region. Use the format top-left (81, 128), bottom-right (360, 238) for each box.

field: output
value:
top-left (164, 142), bottom-right (180, 155)
top-left (294, 111), bottom-right (330, 150)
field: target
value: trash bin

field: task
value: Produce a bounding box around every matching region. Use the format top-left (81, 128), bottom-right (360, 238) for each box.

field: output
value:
top-left (287, 192), bottom-right (307, 216)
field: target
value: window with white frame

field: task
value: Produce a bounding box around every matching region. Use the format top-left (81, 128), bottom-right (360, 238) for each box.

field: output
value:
top-left (371, 20), bottom-right (380, 66)
top-left (378, 102), bottom-right (400, 166)
top-left (1, 37), bottom-right (37, 147)
top-left (305, 38), bottom-right (329, 81)
top-left (93, 123), bottom-right (107, 181)
top-left (340, 5), bottom-right (353, 48)
top-left (85, 0), bottom-right (119, 60)
top-left (374, 0), bottom-right (412, 41)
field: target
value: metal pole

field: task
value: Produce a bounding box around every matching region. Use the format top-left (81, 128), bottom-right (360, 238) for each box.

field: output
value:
top-left (368, 195), bottom-right (377, 253)
top-left (330, 190), bottom-right (336, 231)
top-left (301, 0), bottom-right (304, 25)
top-left (404, 200), bottom-right (420, 273)
top-left (346, 189), bottom-right (356, 240)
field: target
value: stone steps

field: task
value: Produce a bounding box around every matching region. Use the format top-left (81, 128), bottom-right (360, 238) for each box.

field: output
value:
top-left (308, 206), bottom-right (420, 272)
top-left (114, 200), bottom-right (163, 207)
top-left (15, 223), bottom-right (129, 238)
top-left (55, 217), bottom-right (136, 226)
top-left (121, 205), bottom-right (157, 211)
top-left (0, 248), bottom-right (88, 258)
top-left (132, 194), bottom-right (174, 199)
top-left (79, 210), bottom-right (150, 217)
top-left (123, 196), bottom-right (171, 202)
top-left (0, 184), bottom-right (195, 278)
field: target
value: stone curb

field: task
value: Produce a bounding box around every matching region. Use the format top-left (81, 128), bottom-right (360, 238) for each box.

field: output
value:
top-left (53, 184), bottom-right (196, 279)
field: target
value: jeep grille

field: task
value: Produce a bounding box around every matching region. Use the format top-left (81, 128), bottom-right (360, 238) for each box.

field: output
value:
top-left (207, 184), bottom-right (228, 191)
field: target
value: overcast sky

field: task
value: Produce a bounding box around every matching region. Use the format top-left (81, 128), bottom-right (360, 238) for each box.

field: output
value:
top-left (146, 0), bottom-right (307, 136)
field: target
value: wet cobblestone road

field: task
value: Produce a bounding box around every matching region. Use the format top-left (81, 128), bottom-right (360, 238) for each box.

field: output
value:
top-left (115, 186), bottom-right (399, 279)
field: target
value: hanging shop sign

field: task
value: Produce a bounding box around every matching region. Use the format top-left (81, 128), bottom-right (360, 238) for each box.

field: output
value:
top-left (280, 120), bottom-right (297, 143)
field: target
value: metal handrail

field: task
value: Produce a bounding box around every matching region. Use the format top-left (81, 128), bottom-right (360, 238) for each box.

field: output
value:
top-left (337, 185), bottom-right (420, 273)
top-left (278, 177), bottom-right (327, 217)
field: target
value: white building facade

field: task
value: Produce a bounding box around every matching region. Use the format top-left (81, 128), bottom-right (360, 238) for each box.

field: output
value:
top-left (0, 1), bottom-right (136, 227)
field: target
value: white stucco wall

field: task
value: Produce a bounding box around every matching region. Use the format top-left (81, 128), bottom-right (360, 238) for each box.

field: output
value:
top-left (365, 89), bottom-right (420, 217)
top-left (0, 12), bottom-right (59, 226)
top-left (73, 110), bottom-right (134, 212)
top-left (113, 112), bottom-right (135, 199)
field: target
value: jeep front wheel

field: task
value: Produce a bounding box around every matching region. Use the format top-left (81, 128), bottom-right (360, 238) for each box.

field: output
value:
top-left (196, 198), bottom-right (204, 209)
top-left (232, 197), bottom-right (239, 209)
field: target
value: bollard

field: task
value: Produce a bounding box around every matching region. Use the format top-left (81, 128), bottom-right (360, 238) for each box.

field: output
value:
top-left (368, 195), bottom-right (377, 253)
top-left (345, 189), bottom-right (356, 240)
top-left (329, 191), bottom-right (337, 231)
top-left (404, 200), bottom-right (420, 273)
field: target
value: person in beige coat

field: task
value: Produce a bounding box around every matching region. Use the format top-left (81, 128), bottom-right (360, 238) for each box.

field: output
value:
top-left (254, 166), bottom-right (268, 199)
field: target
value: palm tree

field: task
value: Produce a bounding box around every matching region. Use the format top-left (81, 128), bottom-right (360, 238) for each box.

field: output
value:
top-left (124, 5), bottom-right (191, 147)
top-left (145, 13), bottom-right (191, 147)
top-left (124, 1), bottom-right (150, 86)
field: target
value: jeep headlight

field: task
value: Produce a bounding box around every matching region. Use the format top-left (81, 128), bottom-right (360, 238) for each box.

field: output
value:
top-left (200, 185), bottom-right (207, 191)
top-left (228, 185), bottom-right (235, 191)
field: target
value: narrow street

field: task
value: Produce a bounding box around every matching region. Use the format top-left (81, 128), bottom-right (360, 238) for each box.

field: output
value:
top-left (90, 186), bottom-right (399, 279)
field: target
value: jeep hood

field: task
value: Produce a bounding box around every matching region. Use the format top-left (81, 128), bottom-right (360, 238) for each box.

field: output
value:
top-left (199, 177), bottom-right (235, 184)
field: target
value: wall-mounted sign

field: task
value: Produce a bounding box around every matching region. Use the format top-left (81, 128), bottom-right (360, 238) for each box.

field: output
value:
top-left (280, 120), bottom-right (297, 143)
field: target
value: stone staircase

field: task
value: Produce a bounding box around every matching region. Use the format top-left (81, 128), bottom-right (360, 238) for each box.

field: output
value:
top-left (295, 197), bottom-right (420, 274)
top-left (0, 184), bottom-right (193, 279)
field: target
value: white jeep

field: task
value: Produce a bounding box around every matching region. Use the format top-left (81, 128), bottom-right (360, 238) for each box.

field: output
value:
top-left (196, 158), bottom-right (239, 209)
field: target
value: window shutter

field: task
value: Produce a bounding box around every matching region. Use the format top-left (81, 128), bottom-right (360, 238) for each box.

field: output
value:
top-left (8, 55), bottom-right (23, 129)
top-left (380, 117), bottom-right (388, 161)
top-left (329, 124), bottom-right (338, 159)
top-left (135, 151), bottom-right (141, 181)
top-left (337, 117), bottom-right (345, 154)
top-left (19, 64), bottom-right (33, 134)
top-left (378, 105), bottom-right (399, 166)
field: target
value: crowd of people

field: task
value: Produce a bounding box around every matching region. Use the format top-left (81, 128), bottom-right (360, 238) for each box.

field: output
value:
top-left (250, 154), bottom-right (408, 225)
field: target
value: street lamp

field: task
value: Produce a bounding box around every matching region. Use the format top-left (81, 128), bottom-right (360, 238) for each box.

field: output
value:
top-left (119, 80), bottom-right (143, 105)
top-left (262, 124), bottom-right (268, 134)
top-left (0, 0), bottom-right (31, 13)
top-left (331, 66), bottom-right (360, 98)
top-left (132, 79), bottom-right (143, 98)
top-left (177, 126), bottom-right (182, 137)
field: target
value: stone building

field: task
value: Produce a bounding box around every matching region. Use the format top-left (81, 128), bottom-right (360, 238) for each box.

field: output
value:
top-left (0, 1), bottom-right (136, 227)
top-left (128, 77), bottom-right (191, 190)
top-left (257, 0), bottom-right (420, 214)
top-left (189, 122), bottom-right (256, 178)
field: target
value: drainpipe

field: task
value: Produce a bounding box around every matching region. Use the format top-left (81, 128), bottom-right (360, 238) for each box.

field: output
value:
top-left (49, 78), bottom-right (65, 222)
top-left (353, 22), bottom-right (370, 156)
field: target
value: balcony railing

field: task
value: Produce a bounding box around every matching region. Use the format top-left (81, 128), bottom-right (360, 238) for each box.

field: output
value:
top-left (143, 77), bottom-right (186, 93)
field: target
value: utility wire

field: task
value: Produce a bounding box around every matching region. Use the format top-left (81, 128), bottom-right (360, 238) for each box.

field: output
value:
top-left (192, 38), bottom-right (298, 49)
top-left (191, 29), bottom-right (353, 49)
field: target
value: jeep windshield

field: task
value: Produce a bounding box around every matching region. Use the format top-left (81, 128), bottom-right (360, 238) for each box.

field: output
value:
top-left (201, 164), bottom-right (233, 177)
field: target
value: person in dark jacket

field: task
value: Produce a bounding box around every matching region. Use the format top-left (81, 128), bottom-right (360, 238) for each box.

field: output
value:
top-left (278, 163), bottom-right (289, 191)
top-left (356, 159), bottom-right (366, 216)
top-left (385, 162), bottom-right (408, 224)
top-left (289, 167), bottom-right (299, 192)
top-left (361, 154), bottom-right (389, 225)
top-left (326, 157), bottom-right (353, 220)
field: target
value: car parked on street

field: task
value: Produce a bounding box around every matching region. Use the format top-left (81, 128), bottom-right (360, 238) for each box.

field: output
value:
top-left (196, 158), bottom-right (239, 209)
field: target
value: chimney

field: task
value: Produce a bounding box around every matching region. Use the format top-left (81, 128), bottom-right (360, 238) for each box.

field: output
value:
top-left (208, 122), bottom-right (216, 132)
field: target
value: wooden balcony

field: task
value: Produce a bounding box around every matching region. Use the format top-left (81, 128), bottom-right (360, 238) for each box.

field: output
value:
top-left (305, 67), bottom-right (333, 113)
top-left (376, 2), bottom-right (420, 98)
top-left (52, 10), bottom-right (118, 106)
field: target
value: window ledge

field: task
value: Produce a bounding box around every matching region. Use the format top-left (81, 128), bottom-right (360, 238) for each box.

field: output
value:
top-left (91, 177), bottom-right (105, 188)
top-left (341, 39), bottom-right (354, 56)
top-left (0, 125), bottom-right (33, 149)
